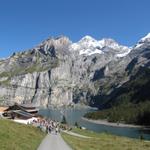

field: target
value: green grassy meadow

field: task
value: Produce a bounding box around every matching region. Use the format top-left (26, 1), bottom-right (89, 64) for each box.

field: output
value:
top-left (0, 119), bottom-right (45, 150)
top-left (62, 128), bottom-right (150, 150)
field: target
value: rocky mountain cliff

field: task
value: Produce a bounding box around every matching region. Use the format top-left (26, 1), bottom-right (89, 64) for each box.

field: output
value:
top-left (0, 33), bottom-right (150, 107)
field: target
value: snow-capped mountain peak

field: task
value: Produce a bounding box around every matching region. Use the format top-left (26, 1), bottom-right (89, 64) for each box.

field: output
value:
top-left (134, 33), bottom-right (150, 49)
top-left (69, 35), bottom-right (131, 57)
top-left (78, 35), bottom-right (101, 48)
top-left (79, 35), bottom-right (96, 42)
top-left (140, 33), bottom-right (150, 42)
top-left (98, 38), bottom-right (119, 49)
top-left (98, 38), bottom-right (131, 58)
top-left (70, 35), bottom-right (103, 55)
top-left (79, 36), bottom-right (119, 49)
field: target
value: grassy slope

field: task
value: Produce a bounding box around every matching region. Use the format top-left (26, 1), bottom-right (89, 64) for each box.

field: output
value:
top-left (62, 128), bottom-right (150, 150)
top-left (0, 119), bottom-right (45, 150)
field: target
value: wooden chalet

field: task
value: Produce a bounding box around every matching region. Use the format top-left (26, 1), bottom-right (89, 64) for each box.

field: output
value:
top-left (3, 103), bottom-right (39, 120)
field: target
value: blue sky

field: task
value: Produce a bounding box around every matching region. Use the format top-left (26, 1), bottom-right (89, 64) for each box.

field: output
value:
top-left (0, 0), bottom-right (150, 58)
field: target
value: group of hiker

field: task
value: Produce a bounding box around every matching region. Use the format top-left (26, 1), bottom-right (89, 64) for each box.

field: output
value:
top-left (31, 118), bottom-right (60, 134)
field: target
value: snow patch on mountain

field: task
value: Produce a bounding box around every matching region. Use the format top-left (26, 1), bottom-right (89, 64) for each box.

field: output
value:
top-left (140, 33), bottom-right (150, 42)
top-left (70, 35), bottom-right (130, 57)
top-left (134, 33), bottom-right (150, 49)
top-left (116, 48), bottom-right (131, 57)
top-left (80, 48), bottom-right (103, 55)
top-left (70, 35), bottom-right (104, 55)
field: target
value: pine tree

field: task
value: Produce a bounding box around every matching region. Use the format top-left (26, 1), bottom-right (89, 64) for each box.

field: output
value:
top-left (61, 115), bottom-right (67, 124)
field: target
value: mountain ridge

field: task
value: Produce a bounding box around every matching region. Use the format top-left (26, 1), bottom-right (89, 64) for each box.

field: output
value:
top-left (0, 33), bottom-right (150, 107)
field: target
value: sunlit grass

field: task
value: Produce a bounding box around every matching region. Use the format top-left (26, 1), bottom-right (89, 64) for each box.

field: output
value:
top-left (62, 128), bottom-right (150, 150)
top-left (0, 119), bottom-right (45, 150)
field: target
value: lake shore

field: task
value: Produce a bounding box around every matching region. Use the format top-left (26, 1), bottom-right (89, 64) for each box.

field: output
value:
top-left (39, 104), bottom-right (98, 110)
top-left (82, 117), bottom-right (149, 129)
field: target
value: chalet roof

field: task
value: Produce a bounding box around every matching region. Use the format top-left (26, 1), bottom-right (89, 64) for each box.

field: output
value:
top-left (20, 104), bottom-right (36, 110)
top-left (5, 103), bottom-right (38, 113)
top-left (12, 110), bottom-right (33, 118)
top-left (25, 109), bottom-right (39, 113)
